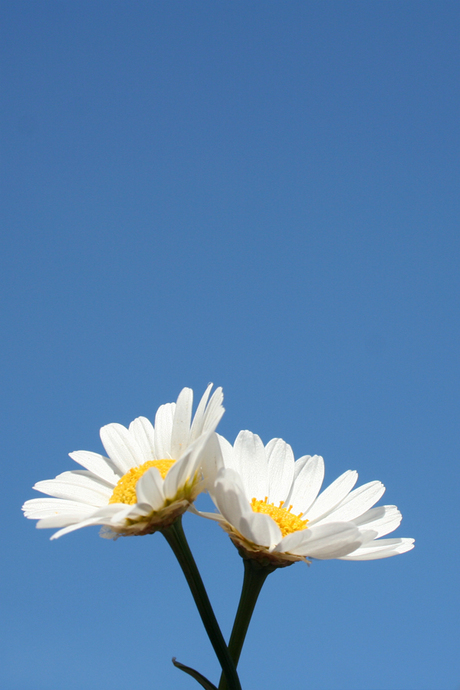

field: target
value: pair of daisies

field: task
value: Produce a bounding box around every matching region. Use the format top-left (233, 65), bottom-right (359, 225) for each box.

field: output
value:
top-left (23, 385), bottom-right (414, 564)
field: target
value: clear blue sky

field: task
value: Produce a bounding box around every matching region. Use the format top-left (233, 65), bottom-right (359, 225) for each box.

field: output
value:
top-left (2, 2), bottom-right (459, 689)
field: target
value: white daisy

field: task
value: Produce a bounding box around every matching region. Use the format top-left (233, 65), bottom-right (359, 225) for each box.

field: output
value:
top-left (201, 431), bottom-right (414, 565)
top-left (23, 385), bottom-right (224, 540)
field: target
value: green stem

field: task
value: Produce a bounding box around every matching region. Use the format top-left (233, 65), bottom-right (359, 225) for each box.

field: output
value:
top-left (218, 558), bottom-right (277, 690)
top-left (161, 517), bottom-right (241, 690)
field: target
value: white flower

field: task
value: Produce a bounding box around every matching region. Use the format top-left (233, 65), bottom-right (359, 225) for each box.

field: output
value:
top-left (201, 431), bottom-right (414, 565)
top-left (23, 385), bottom-right (224, 539)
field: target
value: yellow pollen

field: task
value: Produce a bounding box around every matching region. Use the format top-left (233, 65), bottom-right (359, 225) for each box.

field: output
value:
top-left (250, 496), bottom-right (308, 538)
top-left (109, 459), bottom-right (176, 505)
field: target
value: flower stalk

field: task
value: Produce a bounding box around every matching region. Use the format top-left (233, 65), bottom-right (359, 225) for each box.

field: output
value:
top-left (218, 557), bottom-right (278, 690)
top-left (161, 517), bottom-right (241, 690)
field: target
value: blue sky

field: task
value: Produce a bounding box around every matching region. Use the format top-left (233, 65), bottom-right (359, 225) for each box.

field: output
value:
top-left (1, 2), bottom-right (459, 689)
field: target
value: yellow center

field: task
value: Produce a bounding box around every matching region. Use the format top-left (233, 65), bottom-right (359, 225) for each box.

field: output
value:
top-left (251, 497), bottom-right (308, 538)
top-left (109, 459), bottom-right (176, 505)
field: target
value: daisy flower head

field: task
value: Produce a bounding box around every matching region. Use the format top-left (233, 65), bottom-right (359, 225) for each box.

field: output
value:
top-left (204, 431), bottom-right (414, 567)
top-left (23, 385), bottom-right (224, 540)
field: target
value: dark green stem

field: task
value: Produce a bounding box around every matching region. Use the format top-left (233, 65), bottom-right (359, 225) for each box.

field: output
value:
top-left (218, 558), bottom-right (277, 690)
top-left (161, 517), bottom-right (241, 690)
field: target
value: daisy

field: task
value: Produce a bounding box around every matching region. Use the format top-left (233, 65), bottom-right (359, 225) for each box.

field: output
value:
top-left (202, 430), bottom-right (414, 565)
top-left (23, 385), bottom-right (224, 540)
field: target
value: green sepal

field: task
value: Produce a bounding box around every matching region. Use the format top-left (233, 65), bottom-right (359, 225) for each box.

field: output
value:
top-left (172, 657), bottom-right (219, 690)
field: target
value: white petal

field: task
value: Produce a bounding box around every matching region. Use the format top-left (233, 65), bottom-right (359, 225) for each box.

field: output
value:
top-left (353, 505), bottom-right (402, 539)
top-left (324, 481), bottom-right (386, 523)
top-left (189, 383), bottom-right (213, 440)
top-left (239, 511), bottom-right (282, 550)
top-left (339, 538), bottom-right (415, 560)
top-left (153, 402), bottom-right (176, 459)
top-left (198, 386), bottom-right (224, 436)
top-left (162, 454), bottom-right (190, 500)
top-left (49, 505), bottom-right (124, 540)
top-left (23, 497), bottom-right (96, 521)
top-left (273, 527), bottom-right (312, 554)
top-left (306, 470), bottom-right (358, 523)
top-left (190, 506), bottom-right (227, 523)
top-left (128, 417), bottom-right (156, 463)
top-left (293, 454), bottom-right (312, 480)
top-left (135, 467), bottom-right (165, 510)
top-left (212, 468), bottom-right (252, 527)
top-left (162, 432), bottom-right (208, 500)
top-left (170, 388), bottom-right (193, 459)
top-left (109, 503), bottom-right (152, 524)
top-left (33, 471), bottom-right (111, 506)
top-left (69, 450), bottom-right (120, 485)
top-left (288, 455), bottom-right (325, 515)
top-left (35, 503), bottom-right (106, 528)
top-left (288, 522), bottom-right (363, 559)
top-left (266, 438), bottom-right (295, 505)
top-left (216, 434), bottom-right (238, 472)
top-left (198, 433), bottom-right (224, 490)
top-left (49, 519), bottom-right (100, 539)
top-left (233, 431), bottom-right (268, 499)
top-left (212, 468), bottom-right (282, 547)
top-left (100, 423), bottom-right (142, 474)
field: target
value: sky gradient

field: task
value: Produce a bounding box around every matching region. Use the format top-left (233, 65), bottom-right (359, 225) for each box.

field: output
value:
top-left (2, 3), bottom-right (459, 689)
